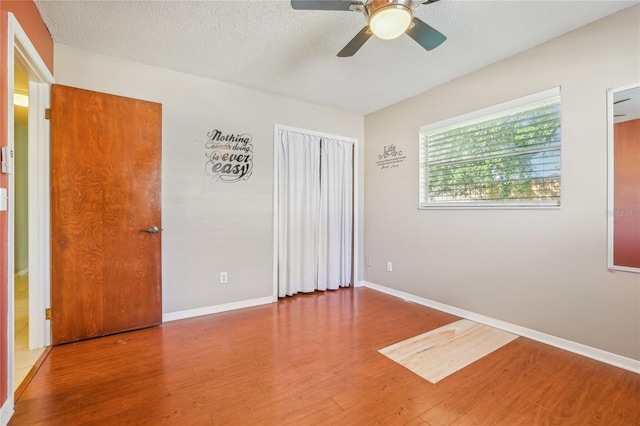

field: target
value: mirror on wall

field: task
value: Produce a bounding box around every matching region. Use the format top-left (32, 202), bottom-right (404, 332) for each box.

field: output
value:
top-left (607, 83), bottom-right (640, 273)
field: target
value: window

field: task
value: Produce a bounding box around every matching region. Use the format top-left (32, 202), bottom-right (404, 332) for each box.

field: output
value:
top-left (419, 88), bottom-right (561, 208)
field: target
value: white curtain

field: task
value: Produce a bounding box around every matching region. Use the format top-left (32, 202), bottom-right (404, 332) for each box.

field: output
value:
top-left (278, 130), bottom-right (321, 297)
top-left (318, 138), bottom-right (353, 290)
top-left (277, 130), bottom-right (353, 297)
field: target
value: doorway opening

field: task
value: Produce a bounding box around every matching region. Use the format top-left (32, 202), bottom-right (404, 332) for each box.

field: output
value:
top-left (6, 13), bottom-right (55, 401)
top-left (272, 124), bottom-right (359, 300)
top-left (12, 60), bottom-right (45, 391)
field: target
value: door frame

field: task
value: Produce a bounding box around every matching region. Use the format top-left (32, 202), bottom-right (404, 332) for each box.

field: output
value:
top-left (607, 83), bottom-right (640, 273)
top-left (6, 12), bottom-right (54, 398)
top-left (272, 124), bottom-right (359, 300)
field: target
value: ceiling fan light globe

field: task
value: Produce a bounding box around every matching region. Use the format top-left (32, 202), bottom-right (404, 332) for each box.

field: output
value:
top-left (369, 6), bottom-right (412, 40)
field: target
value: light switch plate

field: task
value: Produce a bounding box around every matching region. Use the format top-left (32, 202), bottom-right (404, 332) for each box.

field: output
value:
top-left (1, 147), bottom-right (13, 175)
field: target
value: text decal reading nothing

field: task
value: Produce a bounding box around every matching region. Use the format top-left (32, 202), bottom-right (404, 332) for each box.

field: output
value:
top-left (205, 129), bottom-right (254, 183)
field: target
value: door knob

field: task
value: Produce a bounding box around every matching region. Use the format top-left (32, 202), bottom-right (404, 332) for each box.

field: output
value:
top-left (140, 226), bottom-right (159, 234)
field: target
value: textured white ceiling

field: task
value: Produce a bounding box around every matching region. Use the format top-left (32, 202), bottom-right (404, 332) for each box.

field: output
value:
top-left (34, 0), bottom-right (639, 114)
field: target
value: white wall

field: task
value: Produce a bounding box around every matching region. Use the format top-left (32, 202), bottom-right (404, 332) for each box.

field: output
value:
top-left (54, 44), bottom-right (364, 314)
top-left (364, 6), bottom-right (640, 360)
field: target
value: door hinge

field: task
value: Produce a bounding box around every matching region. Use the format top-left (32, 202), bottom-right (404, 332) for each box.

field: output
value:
top-left (45, 308), bottom-right (51, 320)
top-left (45, 108), bottom-right (52, 120)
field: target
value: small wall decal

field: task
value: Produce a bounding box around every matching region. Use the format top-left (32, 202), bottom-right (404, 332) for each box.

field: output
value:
top-left (375, 144), bottom-right (405, 170)
top-left (205, 129), bottom-right (254, 182)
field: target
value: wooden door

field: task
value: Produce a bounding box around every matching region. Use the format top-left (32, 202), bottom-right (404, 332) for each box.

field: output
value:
top-left (50, 85), bottom-right (162, 345)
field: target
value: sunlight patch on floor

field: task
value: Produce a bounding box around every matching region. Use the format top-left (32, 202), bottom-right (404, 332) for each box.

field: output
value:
top-left (379, 319), bottom-right (518, 383)
top-left (14, 274), bottom-right (45, 391)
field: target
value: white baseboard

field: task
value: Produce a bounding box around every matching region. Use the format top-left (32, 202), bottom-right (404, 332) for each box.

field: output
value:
top-left (162, 296), bottom-right (274, 322)
top-left (362, 281), bottom-right (640, 374)
top-left (354, 280), bottom-right (366, 288)
top-left (1, 398), bottom-right (13, 426)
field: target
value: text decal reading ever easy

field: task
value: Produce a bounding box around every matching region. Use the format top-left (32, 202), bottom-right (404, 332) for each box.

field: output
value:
top-left (205, 129), bottom-right (254, 182)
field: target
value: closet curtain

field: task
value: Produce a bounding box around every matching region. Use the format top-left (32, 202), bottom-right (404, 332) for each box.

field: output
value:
top-left (277, 129), bottom-right (353, 297)
top-left (278, 130), bottom-right (321, 297)
top-left (318, 138), bottom-right (353, 290)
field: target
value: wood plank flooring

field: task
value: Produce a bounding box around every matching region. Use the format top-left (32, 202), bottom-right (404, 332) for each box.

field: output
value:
top-left (9, 288), bottom-right (640, 425)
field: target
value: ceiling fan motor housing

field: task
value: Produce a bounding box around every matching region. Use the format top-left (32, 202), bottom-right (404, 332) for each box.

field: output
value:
top-left (364, 0), bottom-right (417, 18)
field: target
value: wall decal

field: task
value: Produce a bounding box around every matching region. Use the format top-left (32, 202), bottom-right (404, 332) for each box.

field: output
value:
top-left (205, 129), bottom-right (254, 182)
top-left (375, 144), bottom-right (405, 170)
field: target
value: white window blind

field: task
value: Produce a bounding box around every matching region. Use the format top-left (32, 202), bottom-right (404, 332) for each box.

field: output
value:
top-left (419, 88), bottom-right (561, 208)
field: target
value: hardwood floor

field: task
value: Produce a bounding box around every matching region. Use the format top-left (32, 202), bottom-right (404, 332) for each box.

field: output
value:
top-left (10, 288), bottom-right (640, 425)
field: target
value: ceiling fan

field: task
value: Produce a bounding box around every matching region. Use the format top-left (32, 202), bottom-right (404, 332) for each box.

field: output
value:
top-left (291, 0), bottom-right (447, 57)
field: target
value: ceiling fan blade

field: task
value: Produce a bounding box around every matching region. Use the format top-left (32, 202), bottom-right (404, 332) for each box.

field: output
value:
top-left (291, 0), bottom-right (359, 11)
top-left (422, 0), bottom-right (441, 4)
top-left (613, 98), bottom-right (631, 105)
top-left (338, 26), bottom-right (372, 57)
top-left (406, 17), bottom-right (447, 51)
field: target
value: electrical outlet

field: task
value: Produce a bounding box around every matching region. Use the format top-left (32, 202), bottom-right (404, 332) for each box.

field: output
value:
top-left (220, 272), bottom-right (228, 283)
top-left (366, 257), bottom-right (372, 266)
top-left (386, 262), bottom-right (393, 272)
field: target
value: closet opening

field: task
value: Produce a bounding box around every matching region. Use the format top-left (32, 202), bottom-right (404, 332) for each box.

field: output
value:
top-left (272, 125), bottom-right (359, 299)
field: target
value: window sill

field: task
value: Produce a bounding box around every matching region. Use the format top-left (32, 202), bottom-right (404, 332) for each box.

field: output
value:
top-left (418, 202), bottom-right (561, 210)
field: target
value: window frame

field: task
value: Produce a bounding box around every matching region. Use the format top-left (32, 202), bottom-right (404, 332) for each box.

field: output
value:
top-left (418, 87), bottom-right (562, 210)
